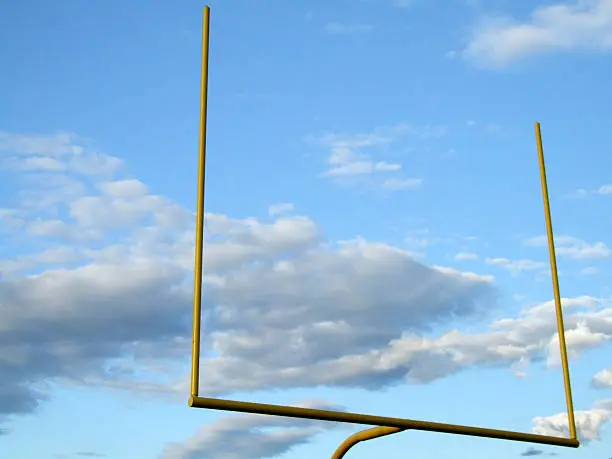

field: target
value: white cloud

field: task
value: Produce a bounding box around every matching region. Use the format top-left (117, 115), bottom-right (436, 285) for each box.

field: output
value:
top-left (203, 214), bottom-right (322, 272)
top-left (69, 195), bottom-right (154, 229)
top-left (0, 208), bottom-right (25, 233)
top-left (268, 203), bottom-right (294, 216)
top-left (524, 235), bottom-right (611, 260)
top-left (566, 184), bottom-right (612, 198)
top-left (592, 368), bottom-right (612, 388)
top-left (0, 246), bottom-right (81, 275)
top-left (597, 184), bottom-right (612, 195)
top-left (314, 123), bottom-right (443, 189)
top-left (0, 132), bottom-right (122, 177)
top-left (565, 188), bottom-right (588, 199)
top-left (546, 321), bottom-right (608, 366)
top-left (0, 131), bottom-right (83, 156)
top-left (318, 132), bottom-right (402, 182)
top-left (319, 132), bottom-right (402, 178)
top-left (324, 160), bottom-right (401, 177)
top-left (200, 289), bottom-right (612, 394)
top-left (532, 399), bottom-right (612, 443)
top-left (404, 229), bottom-right (450, 250)
top-left (18, 174), bottom-right (86, 211)
top-left (69, 152), bottom-right (123, 175)
top-left (26, 218), bottom-right (93, 242)
top-left (462, 0), bottom-right (612, 67)
top-left (2, 156), bottom-right (66, 171)
top-left (97, 179), bottom-right (149, 198)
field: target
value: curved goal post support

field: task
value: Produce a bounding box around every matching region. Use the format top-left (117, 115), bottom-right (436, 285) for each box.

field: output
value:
top-left (331, 427), bottom-right (405, 459)
top-left (189, 5), bottom-right (580, 457)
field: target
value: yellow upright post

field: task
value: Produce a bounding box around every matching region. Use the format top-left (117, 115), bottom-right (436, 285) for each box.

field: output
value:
top-left (534, 122), bottom-right (577, 440)
top-left (191, 5), bottom-right (211, 398)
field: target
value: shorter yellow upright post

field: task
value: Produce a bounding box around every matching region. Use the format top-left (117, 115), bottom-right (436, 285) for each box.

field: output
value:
top-left (534, 122), bottom-right (577, 440)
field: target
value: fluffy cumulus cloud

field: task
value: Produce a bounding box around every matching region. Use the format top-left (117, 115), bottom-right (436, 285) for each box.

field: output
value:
top-left (2, 132), bottom-right (612, 456)
top-left (485, 257), bottom-right (546, 275)
top-left (201, 243), bottom-right (495, 393)
top-left (200, 294), bottom-right (612, 395)
top-left (532, 399), bottom-right (612, 443)
top-left (462, 0), bottom-right (612, 67)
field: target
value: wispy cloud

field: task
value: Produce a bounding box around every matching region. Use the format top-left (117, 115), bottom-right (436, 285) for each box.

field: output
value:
top-left (160, 400), bottom-right (347, 459)
top-left (314, 123), bottom-right (444, 190)
top-left (0, 131), bottom-right (122, 178)
top-left (565, 188), bottom-right (589, 199)
top-left (0, 131), bottom-right (83, 156)
top-left (566, 184), bottom-right (612, 198)
top-left (404, 229), bottom-right (453, 250)
top-left (486, 257), bottom-right (546, 274)
top-left (268, 202), bottom-right (295, 216)
top-left (598, 184), bottom-right (612, 195)
top-left (461, 0), bottom-right (612, 67)
top-left (524, 235), bottom-right (611, 260)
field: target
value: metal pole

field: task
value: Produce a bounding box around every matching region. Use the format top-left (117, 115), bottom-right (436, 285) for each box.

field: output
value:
top-left (191, 5), bottom-right (211, 398)
top-left (534, 122), bottom-right (577, 440)
top-left (332, 427), bottom-right (405, 459)
top-left (189, 395), bottom-right (579, 447)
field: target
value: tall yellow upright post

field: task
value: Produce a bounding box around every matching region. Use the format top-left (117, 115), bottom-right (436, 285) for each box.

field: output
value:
top-left (191, 5), bottom-right (211, 398)
top-left (534, 122), bottom-right (577, 440)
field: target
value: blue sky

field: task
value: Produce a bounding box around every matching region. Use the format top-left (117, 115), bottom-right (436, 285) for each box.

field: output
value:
top-left (1, 0), bottom-right (612, 458)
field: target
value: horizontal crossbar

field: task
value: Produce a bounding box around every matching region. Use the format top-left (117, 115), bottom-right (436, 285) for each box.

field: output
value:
top-left (189, 396), bottom-right (579, 447)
